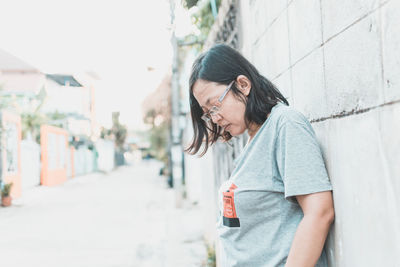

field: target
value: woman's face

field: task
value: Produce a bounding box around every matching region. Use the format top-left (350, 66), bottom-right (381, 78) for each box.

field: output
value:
top-left (192, 77), bottom-right (251, 136)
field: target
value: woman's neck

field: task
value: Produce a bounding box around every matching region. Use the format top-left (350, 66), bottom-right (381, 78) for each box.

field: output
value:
top-left (247, 112), bottom-right (271, 144)
top-left (247, 123), bottom-right (261, 143)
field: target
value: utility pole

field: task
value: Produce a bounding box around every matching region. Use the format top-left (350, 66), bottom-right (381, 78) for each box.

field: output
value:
top-left (169, 0), bottom-right (184, 208)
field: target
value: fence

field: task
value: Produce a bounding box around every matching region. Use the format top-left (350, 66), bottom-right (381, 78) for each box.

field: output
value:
top-left (21, 138), bottom-right (41, 188)
top-left (0, 110), bottom-right (22, 198)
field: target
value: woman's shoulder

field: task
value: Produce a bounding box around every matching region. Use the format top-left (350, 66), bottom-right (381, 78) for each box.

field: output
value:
top-left (271, 102), bottom-right (309, 127)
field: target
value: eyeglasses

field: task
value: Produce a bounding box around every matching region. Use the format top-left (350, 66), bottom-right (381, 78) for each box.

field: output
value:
top-left (201, 80), bottom-right (235, 123)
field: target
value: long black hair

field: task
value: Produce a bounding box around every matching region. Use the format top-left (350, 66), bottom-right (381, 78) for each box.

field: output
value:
top-left (185, 43), bottom-right (289, 156)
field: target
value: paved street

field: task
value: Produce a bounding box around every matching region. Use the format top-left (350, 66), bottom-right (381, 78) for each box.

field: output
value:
top-left (0, 160), bottom-right (207, 267)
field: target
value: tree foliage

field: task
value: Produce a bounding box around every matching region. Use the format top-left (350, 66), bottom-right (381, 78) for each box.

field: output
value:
top-left (143, 108), bottom-right (170, 164)
top-left (182, 0), bottom-right (222, 50)
top-left (101, 112), bottom-right (127, 152)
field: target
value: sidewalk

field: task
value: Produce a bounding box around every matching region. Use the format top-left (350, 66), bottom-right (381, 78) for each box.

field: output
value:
top-left (0, 160), bottom-right (207, 267)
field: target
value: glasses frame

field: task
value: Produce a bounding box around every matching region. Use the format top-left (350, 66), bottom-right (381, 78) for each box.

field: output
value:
top-left (201, 80), bottom-right (235, 123)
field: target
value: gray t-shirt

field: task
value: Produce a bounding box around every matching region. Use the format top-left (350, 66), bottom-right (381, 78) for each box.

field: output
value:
top-left (216, 102), bottom-right (333, 267)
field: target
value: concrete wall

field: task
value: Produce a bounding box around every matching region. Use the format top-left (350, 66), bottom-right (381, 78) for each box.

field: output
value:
top-left (20, 139), bottom-right (40, 189)
top-left (239, 0), bottom-right (400, 265)
top-left (179, 47), bottom-right (220, 249)
top-left (182, 126), bottom-right (218, 246)
top-left (73, 146), bottom-right (95, 176)
top-left (96, 139), bottom-right (114, 173)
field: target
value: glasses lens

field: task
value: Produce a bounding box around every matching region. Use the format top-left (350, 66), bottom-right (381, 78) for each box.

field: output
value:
top-left (201, 107), bottom-right (219, 122)
top-left (209, 106), bottom-right (219, 117)
top-left (201, 113), bottom-right (210, 122)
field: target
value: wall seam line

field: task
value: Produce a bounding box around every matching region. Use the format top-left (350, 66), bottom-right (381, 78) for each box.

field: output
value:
top-left (310, 99), bottom-right (400, 123)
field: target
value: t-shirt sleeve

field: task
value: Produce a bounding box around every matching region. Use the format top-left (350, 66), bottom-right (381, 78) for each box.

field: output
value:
top-left (275, 114), bottom-right (333, 204)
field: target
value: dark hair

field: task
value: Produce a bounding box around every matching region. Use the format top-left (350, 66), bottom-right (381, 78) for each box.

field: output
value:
top-left (185, 43), bottom-right (289, 157)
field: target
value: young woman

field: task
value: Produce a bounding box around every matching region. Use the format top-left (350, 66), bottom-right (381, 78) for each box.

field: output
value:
top-left (185, 44), bottom-right (334, 267)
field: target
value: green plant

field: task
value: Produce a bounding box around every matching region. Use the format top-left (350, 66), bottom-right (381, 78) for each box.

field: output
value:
top-left (21, 111), bottom-right (47, 142)
top-left (205, 242), bottom-right (216, 267)
top-left (181, 0), bottom-right (222, 51)
top-left (108, 112), bottom-right (127, 150)
top-left (142, 108), bottom-right (170, 166)
top-left (1, 182), bottom-right (13, 198)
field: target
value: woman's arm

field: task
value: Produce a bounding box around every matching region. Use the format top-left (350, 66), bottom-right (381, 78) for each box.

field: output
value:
top-left (285, 191), bottom-right (335, 267)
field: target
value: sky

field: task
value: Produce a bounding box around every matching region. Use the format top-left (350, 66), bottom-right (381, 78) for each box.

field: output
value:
top-left (0, 0), bottom-right (194, 130)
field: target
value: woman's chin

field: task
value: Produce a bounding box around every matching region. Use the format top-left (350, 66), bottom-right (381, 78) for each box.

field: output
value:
top-left (226, 127), bottom-right (239, 137)
top-left (231, 127), bottom-right (248, 137)
top-left (224, 125), bottom-right (245, 137)
top-left (225, 125), bottom-right (234, 135)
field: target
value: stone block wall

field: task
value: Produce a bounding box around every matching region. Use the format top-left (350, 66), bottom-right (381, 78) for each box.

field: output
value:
top-left (239, 0), bottom-right (400, 265)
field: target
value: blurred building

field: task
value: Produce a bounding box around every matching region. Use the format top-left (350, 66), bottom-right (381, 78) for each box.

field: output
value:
top-left (43, 73), bottom-right (98, 139)
top-left (141, 71), bottom-right (172, 126)
top-left (0, 48), bottom-right (46, 107)
top-left (0, 49), bottom-right (99, 140)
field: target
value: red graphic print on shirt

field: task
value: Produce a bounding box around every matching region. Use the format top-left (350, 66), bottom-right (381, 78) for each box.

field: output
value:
top-left (222, 183), bottom-right (240, 227)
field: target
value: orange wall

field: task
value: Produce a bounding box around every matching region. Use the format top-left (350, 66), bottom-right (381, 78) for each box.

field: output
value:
top-left (40, 125), bottom-right (68, 186)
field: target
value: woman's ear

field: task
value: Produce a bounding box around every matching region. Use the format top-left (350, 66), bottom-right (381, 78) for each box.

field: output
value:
top-left (236, 75), bottom-right (252, 96)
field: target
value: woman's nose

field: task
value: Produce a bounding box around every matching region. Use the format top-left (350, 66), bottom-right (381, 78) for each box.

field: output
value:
top-left (211, 113), bottom-right (222, 124)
